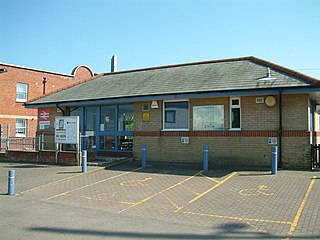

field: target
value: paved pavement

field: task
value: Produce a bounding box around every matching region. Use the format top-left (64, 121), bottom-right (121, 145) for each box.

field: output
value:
top-left (0, 161), bottom-right (319, 239)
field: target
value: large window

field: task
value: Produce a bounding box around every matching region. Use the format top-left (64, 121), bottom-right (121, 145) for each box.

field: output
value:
top-left (16, 83), bottom-right (28, 102)
top-left (16, 119), bottom-right (27, 137)
top-left (164, 101), bottom-right (189, 130)
top-left (193, 105), bottom-right (224, 130)
top-left (230, 98), bottom-right (241, 130)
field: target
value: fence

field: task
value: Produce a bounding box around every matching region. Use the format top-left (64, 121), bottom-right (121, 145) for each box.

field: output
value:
top-left (0, 124), bottom-right (45, 151)
top-left (0, 129), bottom-right (72, 152)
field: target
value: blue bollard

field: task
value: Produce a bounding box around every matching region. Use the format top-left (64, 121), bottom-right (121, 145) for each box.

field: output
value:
top-left (82, 150), bottom-right (87, 173)
top-left (8, 170), bottom-right (15, 196)
top-left (142, 144), bottom-right (147, 168)
top-left (272, 146), bottom-right (278, 175)
top-left (203, 144), bottom-right (209, 171)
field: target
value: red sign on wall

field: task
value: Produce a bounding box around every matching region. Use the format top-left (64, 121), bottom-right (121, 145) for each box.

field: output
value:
top-left (39, 109), bottom-right (51, 129)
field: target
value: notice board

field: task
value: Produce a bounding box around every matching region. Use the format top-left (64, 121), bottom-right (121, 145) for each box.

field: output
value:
top-left (55, 116), bottom-right (79, 144)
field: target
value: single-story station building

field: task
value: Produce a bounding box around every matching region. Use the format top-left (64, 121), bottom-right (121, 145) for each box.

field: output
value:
top-left (25, 56), bottom-right (320, 169)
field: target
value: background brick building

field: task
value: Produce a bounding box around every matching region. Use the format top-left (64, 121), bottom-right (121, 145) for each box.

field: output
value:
top-left (0, 63), bottom-right (94, 150)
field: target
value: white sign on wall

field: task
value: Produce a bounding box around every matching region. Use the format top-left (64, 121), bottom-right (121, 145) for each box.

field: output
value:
top-left (55, 116), bottom-right (79, 144)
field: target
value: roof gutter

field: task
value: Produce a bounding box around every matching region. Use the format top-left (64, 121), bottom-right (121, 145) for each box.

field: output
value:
top-left (24, 86), bottom-right (320, 109)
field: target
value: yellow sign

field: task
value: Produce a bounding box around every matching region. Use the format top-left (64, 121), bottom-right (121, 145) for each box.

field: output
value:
top-left (143, 113), bottom-right (150, 122)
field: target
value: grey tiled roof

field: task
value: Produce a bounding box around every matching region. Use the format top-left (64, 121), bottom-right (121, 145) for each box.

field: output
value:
top-left (26, 56), bottom-right (320, 106)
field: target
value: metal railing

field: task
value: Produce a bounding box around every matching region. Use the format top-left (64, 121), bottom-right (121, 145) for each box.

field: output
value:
top-left (0, 124), bottom-right (37, 151)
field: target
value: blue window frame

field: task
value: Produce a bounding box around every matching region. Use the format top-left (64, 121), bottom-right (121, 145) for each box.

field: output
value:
top-left (67, 104), bottom-right (134, 152)
top-left (98, 104), bottom-right (134, 152)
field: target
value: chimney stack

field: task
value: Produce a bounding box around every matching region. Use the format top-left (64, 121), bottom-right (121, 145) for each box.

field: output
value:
top-left (111, 55), bottom-right (117, 72)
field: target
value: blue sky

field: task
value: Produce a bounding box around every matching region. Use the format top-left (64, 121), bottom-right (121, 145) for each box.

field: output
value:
top-left (1, 0), bottom-right (320, 78)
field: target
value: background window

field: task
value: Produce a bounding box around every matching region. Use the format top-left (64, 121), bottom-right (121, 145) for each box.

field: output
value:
top-left (16, 83), bottom-right (28, 102)
top-left (164, 101), bottom-right (189, 130)
top-left (16, 119), bottom-right (27, 137)
top-left (230, 98), bottom-right (241, 129)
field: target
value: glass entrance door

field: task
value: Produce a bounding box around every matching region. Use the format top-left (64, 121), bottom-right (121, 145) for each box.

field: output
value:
top-left (99, 104), bottom-right (134, 152)
top-left (85, 106), bottom-right (97, 151)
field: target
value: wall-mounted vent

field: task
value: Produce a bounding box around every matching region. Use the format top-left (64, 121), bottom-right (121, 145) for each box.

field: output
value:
top-left (181, 137), bottom-right (190, 144)
top-left (256, 97), bottom-right (264, 104)
top-left (268, 137), bottom-right (278, 145)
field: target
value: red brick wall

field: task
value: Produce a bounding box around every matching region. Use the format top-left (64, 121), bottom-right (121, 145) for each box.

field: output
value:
top-left (6, 150), bottom-right (79, 165)
top-left (0, 64), bottom-right (94, 137)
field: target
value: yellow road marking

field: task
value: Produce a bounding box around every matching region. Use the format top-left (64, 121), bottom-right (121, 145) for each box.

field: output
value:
top-left (287, 176), bottom-right (317, 236)
top-left (18, 167), bottom-right (103, 195)
top-left (200, 173), bottom-right (220, 183)
top-left (162, 195), bottom-right (181, 211)
top-left (120, 201), bottom-right (136, 205)
top-left (175, 172), bottom-right (237, 212)
top-left (118, 170), bottom-right (203, 213)
top-left (184, 211), bottom-right (292, 225)
top-left (180, 184), bottom-right (200, 195)
top-left (44, 167), bottom-right (143, 201)
top-left (189, 172), bottom-right (237, 204)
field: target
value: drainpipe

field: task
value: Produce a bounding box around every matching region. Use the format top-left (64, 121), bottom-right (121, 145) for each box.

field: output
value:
top-left (42, 77), bottom-right (47, 95)
top-left (56, 105), bottom-right (65, 116)
top-left (278, 89), bottom-right (283, 168)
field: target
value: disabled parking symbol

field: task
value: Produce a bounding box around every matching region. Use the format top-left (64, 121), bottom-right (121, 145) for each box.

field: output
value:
top-left (120, 177), bottom-right (152, 187)
top-left (239, 185), bottom-right (274, 196)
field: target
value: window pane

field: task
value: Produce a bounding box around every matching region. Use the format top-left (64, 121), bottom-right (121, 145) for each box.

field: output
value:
top-left (231, 99), bottom-right (239, 106)
top-left (86, 136), bottom-right (96, 150)
top-left (118, 105), bottom-right (134, 131)
top-left (100, 136), bottom-right (115, 150)
top-left (85, 107), bottom-right (96, 131)
top-left (70, 108), bottom-right (81, 117)
top-left (17, 92), bottom-right (27, 100)
top-left (16, 119), bottom-right (26, 128)
top-left (231, 108), bottom-right (240, 129)
top-left (118, 136), bottom-right (133, 151)
top-left (101, 106), bottom-right (116, 131)
top-left (17, 83), bottom-right (27, 92)
top-left (164, 101), bottom-right (188, 129)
